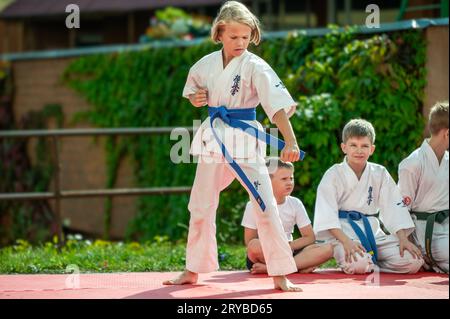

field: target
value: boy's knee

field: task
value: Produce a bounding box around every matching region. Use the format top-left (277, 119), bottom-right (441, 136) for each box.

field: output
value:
top-left (312, 243), bottom-right (334, 261)
top-left (406, 257), bottom-right (424, 274)
top-left (396, 251), bottom-right (424, 274)
top-left (322, 244), bottom-right (334, 259)
top-left (342, 254), bottom-right (373, 274)
top-left (187, 200), bottom-right (218, 220)
top-left (434, 243), bottom-right (449, 263)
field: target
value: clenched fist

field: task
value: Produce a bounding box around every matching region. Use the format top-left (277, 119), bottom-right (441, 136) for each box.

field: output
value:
top-left (189, 88), bottom-right (208, 107)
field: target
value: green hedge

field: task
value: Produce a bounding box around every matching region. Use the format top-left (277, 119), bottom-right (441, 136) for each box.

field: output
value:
top-left (63, 27), bottom-right (426, 244)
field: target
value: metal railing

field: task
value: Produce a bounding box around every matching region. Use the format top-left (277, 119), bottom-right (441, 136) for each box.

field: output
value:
top-left (0, 127), bottom-right (194, 244)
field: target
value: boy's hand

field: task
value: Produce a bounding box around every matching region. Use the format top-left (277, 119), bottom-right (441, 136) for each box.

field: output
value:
top-left (281, 142), bottom-right (301, 162)
top-left (399, 238), bottom-right (422, 259)
top-left (342, 238), bottom-right (366, 263)
top-left (189, 89), bottom-right (208, 107)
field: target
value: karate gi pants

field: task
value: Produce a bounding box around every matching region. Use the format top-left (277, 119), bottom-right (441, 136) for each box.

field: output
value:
top-left (185, 154), bottom-right (297, 276)
top-left (333, 234), bottom-right (424, 274)
top-left (411, 217), bottom-right (449, 273)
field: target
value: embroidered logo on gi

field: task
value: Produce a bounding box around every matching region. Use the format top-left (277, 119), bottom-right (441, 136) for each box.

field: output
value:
top-left (402, 196), bottom-right (412, 206)
top-left (396, 198), bottom-right (407, 207)
top-left (231, 75), bottom-right (241, 96)
top-left (253, 180), bottom-right (261, 190)
top-left (275, 81), bottom-right (286, 89)
top-left (367, 186), bottom-right (373, 206)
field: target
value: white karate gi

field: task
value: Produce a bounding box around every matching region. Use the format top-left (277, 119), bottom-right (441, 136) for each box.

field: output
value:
top-left (241, 196), bottom-right (311, 241)
top-left (398, 140), bottom-right (449, 273)
top-left (313, 158), bottom-right (424, 274)
top-left (182, 49), bottom-right (298, 276)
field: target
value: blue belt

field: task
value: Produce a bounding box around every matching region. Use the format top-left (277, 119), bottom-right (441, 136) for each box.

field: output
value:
top-left (208, 106), bottom-right (305, 212)
top-left (338, 210), bottom-right (378, 264)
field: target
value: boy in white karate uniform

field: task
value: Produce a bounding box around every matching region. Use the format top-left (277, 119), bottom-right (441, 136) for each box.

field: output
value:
top-left (398, 102), bottom-right (449, 273)
top-left (313, 119), bottom-right (424, 274)
top-left (164, 1), bottom-right (304, 291)
top-left (242, 157), bottom-right (333, 274)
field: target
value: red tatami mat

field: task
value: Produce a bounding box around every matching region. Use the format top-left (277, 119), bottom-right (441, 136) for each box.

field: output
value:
top-left (0, 269), bottom-right (447, 299)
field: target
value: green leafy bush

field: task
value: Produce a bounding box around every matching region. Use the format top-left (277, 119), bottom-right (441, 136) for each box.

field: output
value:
top-left (0, 87), bottom-right (64, 246)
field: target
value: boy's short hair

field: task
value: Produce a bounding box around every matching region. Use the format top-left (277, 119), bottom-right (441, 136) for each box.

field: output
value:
top-left (428, 101), bottom-right (449, 135)
top-left (211, 1), bottom-right (261, 45)
top-left (342, 119), bottom-right (376, 144)
top-left (265, 157), bottom-right (294, 176)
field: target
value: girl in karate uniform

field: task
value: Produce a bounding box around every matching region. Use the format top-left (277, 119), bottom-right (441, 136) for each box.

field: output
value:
top-left (164, 1), bottom-right (303, 291)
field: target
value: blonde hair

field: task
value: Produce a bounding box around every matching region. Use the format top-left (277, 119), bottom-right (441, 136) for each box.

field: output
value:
top-left (342, 119), bottom-right (376, 144)
top-left (210, 1), bottom-right (261, 45)
top-left (428, 101), bottom-right (449, 135)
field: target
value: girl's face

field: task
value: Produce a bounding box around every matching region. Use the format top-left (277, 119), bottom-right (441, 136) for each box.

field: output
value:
top-left (218, 21), bottom-right (252, 61)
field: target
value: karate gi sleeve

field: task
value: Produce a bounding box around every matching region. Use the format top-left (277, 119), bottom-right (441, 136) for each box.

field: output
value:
top-left (398, 159), bottom-right (420, 210)
top-left (182, 62), bottom-right (203, 99)
top-left (241, 201), bottom-right (257, 229)
top-left (378, 168), bottom-right (415, 237)
top-left (313, 169), bottom-right (342, 237)
top-left (252, 60), bottom-right (297, 123)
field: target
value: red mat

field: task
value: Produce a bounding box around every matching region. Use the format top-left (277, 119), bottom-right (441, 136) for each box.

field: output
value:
top-left (0, 269), bottom-right (447, 299)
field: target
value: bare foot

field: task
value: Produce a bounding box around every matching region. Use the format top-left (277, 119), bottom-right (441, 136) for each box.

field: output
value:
top-left (163, 270), bottom-right (198, 285)
top-left (273, 276), bottom-right (303, 292)
top-left (250, 262), bottom-right (268, 274)
top-left (299, 266), bottom-right (316, 273)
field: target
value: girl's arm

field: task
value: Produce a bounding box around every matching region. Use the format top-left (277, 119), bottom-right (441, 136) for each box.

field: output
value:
top-left (272, 108), bottom-right (300, 162)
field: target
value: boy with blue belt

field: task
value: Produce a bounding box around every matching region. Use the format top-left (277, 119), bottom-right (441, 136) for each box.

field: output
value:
top-left (313, 119), bottom-right (423, 274)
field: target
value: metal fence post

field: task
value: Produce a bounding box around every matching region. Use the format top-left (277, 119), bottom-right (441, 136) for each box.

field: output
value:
top-left (52, 135), bottom-right (64, 246)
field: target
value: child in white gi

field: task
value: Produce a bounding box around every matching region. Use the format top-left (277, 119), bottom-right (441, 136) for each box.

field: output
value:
top-left (242, 157), bottom-right (333, 274)
top-left (398, 102), bottom-right (449, 273)
top-left (313, 119), bottom-right (424, 274)
top-left (164, 1), bottom-right (303, 291)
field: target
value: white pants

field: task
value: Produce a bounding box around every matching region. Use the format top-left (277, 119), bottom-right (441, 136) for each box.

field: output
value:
top-left (333, 234), bottom-right (424, 274)
top-left (411, 216), bottom-right (449, 273)
top-left (185, 154), bottom-right (297, 276)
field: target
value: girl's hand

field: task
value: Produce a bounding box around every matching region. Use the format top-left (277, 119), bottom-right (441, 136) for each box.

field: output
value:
top-left (281, 142), bottom-right (301, 162)
top-left (189, 88), bottom-right (208, 107)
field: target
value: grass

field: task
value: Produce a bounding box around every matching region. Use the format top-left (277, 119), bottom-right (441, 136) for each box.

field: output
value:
top-left (0, 236), bottom-right (337, 274)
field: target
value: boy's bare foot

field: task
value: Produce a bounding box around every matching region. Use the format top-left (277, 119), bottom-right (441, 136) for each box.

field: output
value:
top-left (250, 263), bottom-right (268, 274)
top-left (299, 266), bottom-right (316, 273)
top-left (273, 275), bottom-right (303, 292)
top-left (163, 270), bottom-right (198, 285)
